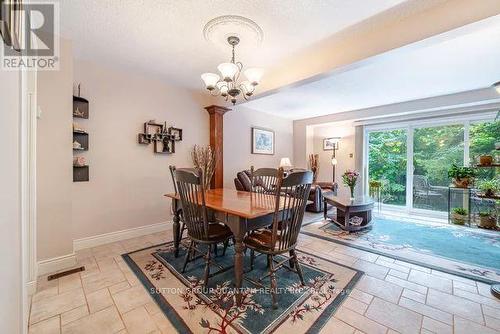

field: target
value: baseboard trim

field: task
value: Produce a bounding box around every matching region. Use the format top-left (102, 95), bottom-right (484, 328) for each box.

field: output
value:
top-left (73, 222), bottom-right (171, 251)
top-left (38, 253), bottom-right (77, 276)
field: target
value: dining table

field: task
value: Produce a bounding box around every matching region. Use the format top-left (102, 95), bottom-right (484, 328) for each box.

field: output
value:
top-left (165, 188), bottom-right (284, 304)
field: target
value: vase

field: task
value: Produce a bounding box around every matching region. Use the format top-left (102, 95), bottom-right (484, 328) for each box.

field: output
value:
top-left (350, 186), bottom-right (355, 200)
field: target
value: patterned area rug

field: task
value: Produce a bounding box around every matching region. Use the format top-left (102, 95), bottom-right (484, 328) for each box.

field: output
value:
top-left (123, 241), bottom-right (362, 333)
top-left (302, 217), bottom-right (500, 284)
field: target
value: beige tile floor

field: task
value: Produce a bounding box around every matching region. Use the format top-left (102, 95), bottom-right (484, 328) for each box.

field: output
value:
top-left (29, 226), bottom-right (500, 334)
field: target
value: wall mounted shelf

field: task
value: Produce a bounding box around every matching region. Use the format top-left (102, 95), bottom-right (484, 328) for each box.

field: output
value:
top-left (73, 165), bottom-right (89, 182)
top-left (73, 96), bottom-right (89, 119)
top-left (73, 92), bottom-right (90, 182)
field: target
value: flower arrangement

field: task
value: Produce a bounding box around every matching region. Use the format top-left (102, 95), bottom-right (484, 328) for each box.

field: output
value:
top-left (342, 169), bottom-right (359, 199)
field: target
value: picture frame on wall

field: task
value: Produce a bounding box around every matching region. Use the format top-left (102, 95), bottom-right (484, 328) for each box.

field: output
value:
top-left (323, 137), bottom-right (340, 151)
top-left (251, 127), bottom-right (275, 155)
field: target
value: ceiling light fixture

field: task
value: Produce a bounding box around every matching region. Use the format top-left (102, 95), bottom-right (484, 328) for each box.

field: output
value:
top-left (201, 36), bottom-right (263, 105)
top-left (493, 81), bottom-right (500, 94)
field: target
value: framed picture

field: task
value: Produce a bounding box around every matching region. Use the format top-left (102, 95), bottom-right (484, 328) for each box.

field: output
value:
top-left (252, 127), bottom-right (275, 155)
top-left (323, 137), bottom-right (340, 151)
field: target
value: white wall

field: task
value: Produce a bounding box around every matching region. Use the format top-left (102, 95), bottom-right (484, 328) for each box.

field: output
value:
top-left (223, 105), bottom-right (293, 188)
top-left (72, 60), bottom-right (209, 240)
top-left (0, 69), bottom-right (22, 333)
top-left (37, 39), bottom-right (74, 261)
top-left (312, 123), bottom-right (356, 198)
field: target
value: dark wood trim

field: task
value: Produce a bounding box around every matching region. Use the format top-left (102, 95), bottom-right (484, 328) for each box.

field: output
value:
top-left (205, 105), bottom-right (231, 188)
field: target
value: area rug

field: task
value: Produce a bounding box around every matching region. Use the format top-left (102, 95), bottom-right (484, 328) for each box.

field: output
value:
top-left (301, 217), bottom-right (500, 284)
top-left (123, 241), bottom-right (362, 333)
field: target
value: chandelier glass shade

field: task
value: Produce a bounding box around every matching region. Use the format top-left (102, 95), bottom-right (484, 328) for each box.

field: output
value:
top-left (201, 36), bottom-right (263, 105)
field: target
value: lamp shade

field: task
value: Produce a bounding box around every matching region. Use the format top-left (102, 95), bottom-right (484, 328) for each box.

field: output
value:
top-left (216, 81), bottom-right (228, 96)
top-left (280, 157), bottom-right (292, 168)
top-left (494, 81), bottom-right (500, 94)
top-left (201, 73), bottom-right (220, 90)
top-left (240, 80), bottom-right (254, 95)
top-left (244, 68), bottom-right (264, 85)
top-left (217, 62), bottom-right (239, 81)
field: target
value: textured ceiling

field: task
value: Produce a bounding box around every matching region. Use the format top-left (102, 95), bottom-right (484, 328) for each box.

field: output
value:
top-left (242, 16), bottom-right (500, 120)
top-left (56, 0), bottom-right (405, 90)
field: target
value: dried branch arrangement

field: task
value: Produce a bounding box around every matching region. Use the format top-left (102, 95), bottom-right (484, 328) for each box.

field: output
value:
top-left (309, 154), bottom-right (320, 183)
top-left (191, 145), bottom-right (216, 190)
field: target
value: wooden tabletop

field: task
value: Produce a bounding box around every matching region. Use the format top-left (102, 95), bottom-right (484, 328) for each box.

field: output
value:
top-left (165, 188), bottom-right (283, 219)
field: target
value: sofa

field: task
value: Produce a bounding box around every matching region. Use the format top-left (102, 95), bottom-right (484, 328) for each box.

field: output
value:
top-left (234, 169), bottom-right (337, 213)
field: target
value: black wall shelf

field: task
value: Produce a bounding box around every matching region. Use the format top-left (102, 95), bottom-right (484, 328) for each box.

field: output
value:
top-left (73, 96), bottom-right (89, 119)
top-left (73, 165), bottom-right (89, 182)
top-left (73, 93), bottom-right (90, 182)
top-left (73, 131), bottom-right (89, 151)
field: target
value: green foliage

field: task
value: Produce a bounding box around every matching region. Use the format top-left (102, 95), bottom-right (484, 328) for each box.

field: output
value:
top-left (477, 178), bottom-right (499, 192)
top-left (413, 125), bottom-right (464, 186)
top-left (368, 130), bottom-right (407, 205)
top-left (479, 211), bottom-right (492, 217)
top-left (368, 121), bottom-right (499, 209)
top-left (452, 207), bottom-right (467, 215)
top-left (447, 164), bottom-right (476, 179)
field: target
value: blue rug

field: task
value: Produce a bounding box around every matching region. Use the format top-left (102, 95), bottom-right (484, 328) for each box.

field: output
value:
top-left (123, 241), bottom-right (362, 333)
top-left (301, 217), bottom-right (500, 282)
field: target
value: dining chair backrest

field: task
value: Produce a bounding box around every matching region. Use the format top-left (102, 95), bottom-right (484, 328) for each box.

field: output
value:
top-left (251, 166), bottom-right (279, 194)
top-left (174, 168), bottom-right (209, 241)
top-left (271, 168), bottom-right (313, 252)
top-left (169, 165), bottom-right (178, 195)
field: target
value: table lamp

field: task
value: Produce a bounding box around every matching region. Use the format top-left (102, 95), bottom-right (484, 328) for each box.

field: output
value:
top-left (280, 157), bottom-right (292, 171)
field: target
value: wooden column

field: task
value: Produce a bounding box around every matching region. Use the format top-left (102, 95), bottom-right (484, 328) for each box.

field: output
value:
top-left (205, 105), bottom-right (231, 188)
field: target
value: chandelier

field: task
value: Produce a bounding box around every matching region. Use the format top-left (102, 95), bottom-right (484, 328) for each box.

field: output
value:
top-left (201, 36), bottom-right (263, 105)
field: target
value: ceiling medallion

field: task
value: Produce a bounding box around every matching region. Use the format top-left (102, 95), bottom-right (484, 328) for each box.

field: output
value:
top-left (201, 17), bottom-right (264, 105)
top-left (203, 15), bottom-right (263, 44)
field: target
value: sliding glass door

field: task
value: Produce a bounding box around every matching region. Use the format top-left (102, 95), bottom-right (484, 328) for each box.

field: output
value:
top-left (365, 114), bottom-right (498, 217)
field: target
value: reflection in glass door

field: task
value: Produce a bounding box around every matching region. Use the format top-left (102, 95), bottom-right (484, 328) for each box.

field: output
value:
top-left (368, 129), bottom-right (407, 207)
top-left (412, 124), bottom-right (464, 212)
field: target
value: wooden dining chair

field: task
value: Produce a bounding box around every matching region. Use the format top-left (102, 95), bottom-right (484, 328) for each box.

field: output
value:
top-left (169, 166), bottom-right (186, 246)
top-left (250, 166), bottom-right (279, 194)
top-left (244, 168), bottom-right (313, 308)
top-left (174, 168), bottom-right (233, 287)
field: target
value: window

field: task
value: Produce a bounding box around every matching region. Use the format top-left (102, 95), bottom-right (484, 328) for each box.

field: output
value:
top-left (365, 114), bottom-right (498, 216)
top-left (413, 124), bottom-right (464, 212)
top-left (368, 129), bottom-right (407, 206)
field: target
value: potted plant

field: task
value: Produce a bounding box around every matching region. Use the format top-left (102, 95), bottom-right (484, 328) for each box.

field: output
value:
top-left (478, 211), bottom-right (497, 229)
top-left (478, 155), bottom-right (493, 166)
top-left (477, 179), bottom-right (499, 197)
top-left (451, 207), bottom-right (468, 225)
top-left (448, 164), bottom-right (476, 188)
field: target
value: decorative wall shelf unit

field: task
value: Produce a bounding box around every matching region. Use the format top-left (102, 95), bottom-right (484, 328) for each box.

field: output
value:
top-left (138, 120), bottom-right (183, 154)
top-left (73, 92), bottom-right (90, 182)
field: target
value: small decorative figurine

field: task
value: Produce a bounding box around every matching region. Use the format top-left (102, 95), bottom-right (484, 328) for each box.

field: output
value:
top-left (73, 156), bottom-right (86, 166)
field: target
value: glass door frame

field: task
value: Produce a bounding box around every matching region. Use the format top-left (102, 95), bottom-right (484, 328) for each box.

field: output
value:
top-left (363, 113), bottom-right (495, 218)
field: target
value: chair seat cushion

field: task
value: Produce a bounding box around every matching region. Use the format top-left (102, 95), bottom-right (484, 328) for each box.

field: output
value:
top-left (207, 223), bottom-right (233, 242)
top-left (244, 229), bottom-right (281, 251)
